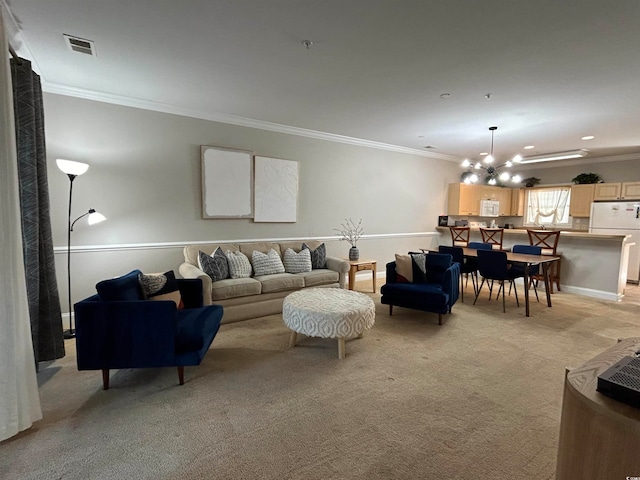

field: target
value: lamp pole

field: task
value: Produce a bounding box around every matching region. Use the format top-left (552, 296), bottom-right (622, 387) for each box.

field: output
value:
top-left (64, 173), bottom-right (77, 339)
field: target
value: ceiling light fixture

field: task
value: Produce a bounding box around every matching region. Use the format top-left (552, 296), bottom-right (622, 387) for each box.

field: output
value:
top-left (460, 126), bottom-right (522, 185)
top-left (581, 135), bottom-right (595, 140)
top-left (519, 149), bottom-right (588, 164)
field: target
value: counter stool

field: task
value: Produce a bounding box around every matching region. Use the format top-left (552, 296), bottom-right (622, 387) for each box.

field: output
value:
top-left (480, 227), bottom-right (504, 250)
top-left (527, 229), bottom-right (561, 293)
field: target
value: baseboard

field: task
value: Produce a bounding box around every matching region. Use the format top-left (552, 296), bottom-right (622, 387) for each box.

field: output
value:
top-left (558, 285), bottom-right (622, 302)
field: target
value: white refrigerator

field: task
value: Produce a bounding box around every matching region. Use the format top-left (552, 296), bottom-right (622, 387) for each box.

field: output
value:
top-left (589, 202), bottom-right (640, 283)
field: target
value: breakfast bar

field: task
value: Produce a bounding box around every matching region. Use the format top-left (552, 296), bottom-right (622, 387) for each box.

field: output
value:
top-left (435, 227), bottom-right (632, 301)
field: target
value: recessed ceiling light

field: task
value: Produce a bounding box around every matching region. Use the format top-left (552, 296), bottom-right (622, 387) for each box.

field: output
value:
top-left (479, 152), bottom-right (488, 156)
top-left (581, 135), bottom-right (595, 140)
top-left (523, 145), bottom-right (535, 150)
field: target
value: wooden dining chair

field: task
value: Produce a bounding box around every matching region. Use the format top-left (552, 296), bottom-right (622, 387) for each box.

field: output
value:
top-left (479, 227), bottom-right (504, 250)
top-left (527, 229), bottom-right (561, 293)
top-left (449, 226), bottom-right (470, 247)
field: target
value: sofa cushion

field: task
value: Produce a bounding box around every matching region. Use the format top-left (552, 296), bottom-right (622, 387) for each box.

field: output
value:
top-left (96, 270), bottom-right (144, 301)
top-left (252, 248), bottom-right (286, 276)
top-left (283, 248), bottom-right (312, 274)
top-left (138, 270), bottom-right (183, 308)
top-left (198, 248), bottom-right (229, 282)
top-left (225, 250), bottom-right (252, 278)
top-left (256, 273), bottom-right (304, 293)
top-left (296, 269), bottom-right (339, 287)
top-left (302, 242), bottom-right (326, 269)
top-left (211, 277), bottom-right (262, 301)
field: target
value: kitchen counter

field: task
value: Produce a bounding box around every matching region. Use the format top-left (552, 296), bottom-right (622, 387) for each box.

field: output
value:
top-left (435, 226), bottom-right (631, 300)
top-left (435, 226), bottom-right (628, 240)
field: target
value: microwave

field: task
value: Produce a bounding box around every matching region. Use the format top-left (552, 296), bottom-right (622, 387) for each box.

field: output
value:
top-left (480, 199), bottom-right (500, 217)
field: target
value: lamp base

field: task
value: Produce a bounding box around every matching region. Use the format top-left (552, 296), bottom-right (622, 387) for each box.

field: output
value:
top-left (63, 329), bottom-right (76, 339)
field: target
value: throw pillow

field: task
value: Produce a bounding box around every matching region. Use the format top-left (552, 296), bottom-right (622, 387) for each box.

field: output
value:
top-left (96, 269), bottom-right (144, 301)
top-left (302, 242), bottom-right (326, 269)
top-left (198, 248), bottom-right (229, 282)
top-left (394, 254), bottom-right (413, 283)
top-left (225, 250), bottom-right (252, 278)
top-left (410, 253), bottom-right (428, 284)
top-left (138, 270), bottom-right (183, 308)
top-left (252, 248), bottom-right (286, 276)
top-left (283, 248), bottom-right (312, 274)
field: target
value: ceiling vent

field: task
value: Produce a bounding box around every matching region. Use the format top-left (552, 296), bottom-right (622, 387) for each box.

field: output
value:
top-left (63, 34), bottom-right (96, 56)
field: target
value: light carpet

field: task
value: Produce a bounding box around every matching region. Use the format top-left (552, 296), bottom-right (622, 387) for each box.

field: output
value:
top-left (1, 282), bottom-right (639, 480)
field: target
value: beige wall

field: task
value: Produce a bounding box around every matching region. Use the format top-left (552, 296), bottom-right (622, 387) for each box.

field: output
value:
top-left (43, 93), bottom-right (460, 312)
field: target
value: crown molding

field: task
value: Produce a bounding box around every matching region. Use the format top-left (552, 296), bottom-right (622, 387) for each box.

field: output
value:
top-left (42, 81), bottom-right (461, 162)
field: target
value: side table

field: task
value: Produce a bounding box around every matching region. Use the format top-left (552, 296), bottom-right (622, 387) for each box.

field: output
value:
top-left (346, 259), bottom-right (377, 292)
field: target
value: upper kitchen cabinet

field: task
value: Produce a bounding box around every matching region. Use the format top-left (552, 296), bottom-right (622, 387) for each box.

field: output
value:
top-left (447, 183), bottom-right (479, 215)
top-left (510, 188), bottom-right (525, 216)
top-left (569, 184), bottom-right (595, 217)
top-left (447, 183), bottom-right (514, 216)
top-left (594, 182), bottom-right (640, 201)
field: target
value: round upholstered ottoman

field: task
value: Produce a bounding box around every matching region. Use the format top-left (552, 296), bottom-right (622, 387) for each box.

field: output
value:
top-left (283, 288), bottom-right (375, 359)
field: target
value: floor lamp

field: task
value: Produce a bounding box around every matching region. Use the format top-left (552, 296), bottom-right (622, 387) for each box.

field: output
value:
top-left (57, 159), bottom-right (106, 339)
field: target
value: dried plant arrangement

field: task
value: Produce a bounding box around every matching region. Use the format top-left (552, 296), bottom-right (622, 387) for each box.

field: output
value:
top-left (334, 218), bottom-right (363, 247)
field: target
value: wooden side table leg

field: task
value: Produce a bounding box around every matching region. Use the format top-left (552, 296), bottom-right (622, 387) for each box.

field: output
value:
top-left (289, 331), bottom-right (297, 347)
top-left (338, 337), bottom-right (346, 359)
top-left (372, 263), bottom-right (377, 293)
top-left (348, 265), bottom-right (355, 290)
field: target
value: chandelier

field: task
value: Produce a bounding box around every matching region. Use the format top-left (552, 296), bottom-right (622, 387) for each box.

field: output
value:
top-left (460, 126), bottom-right (522, 185)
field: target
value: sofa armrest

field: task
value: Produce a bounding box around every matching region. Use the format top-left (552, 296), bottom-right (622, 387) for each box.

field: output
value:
top-left (325, 256), bottom-right (350, 289)
top-left (179, 262), bottom-right (212, 306)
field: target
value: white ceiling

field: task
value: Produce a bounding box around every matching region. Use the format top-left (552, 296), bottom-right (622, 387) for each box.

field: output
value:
top-left (5, 0), bottom-right (640, 165)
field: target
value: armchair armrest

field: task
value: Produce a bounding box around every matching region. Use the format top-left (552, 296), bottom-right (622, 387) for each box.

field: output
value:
top-left (178, 262), bottom-right (212, 305)
top-left (177, 278), bottom-right (204, 308)
top-left (75, 299), bottom-right (179, 369)
top-left (441, 263), bottom-right (461, 307)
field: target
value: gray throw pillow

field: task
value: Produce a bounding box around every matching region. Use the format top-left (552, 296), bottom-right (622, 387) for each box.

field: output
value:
top-left (302, 242), bottom-right (326, 269)
top-left (283, 248), bottom-right (312, 273)
top-left (198, 248), bottom-right (229, 282)
top-left (252, 248), bottom-right (286, 276)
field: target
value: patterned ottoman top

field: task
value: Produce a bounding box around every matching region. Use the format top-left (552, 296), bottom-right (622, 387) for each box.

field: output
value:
top-left (283, 288), bottom-right (375, 338)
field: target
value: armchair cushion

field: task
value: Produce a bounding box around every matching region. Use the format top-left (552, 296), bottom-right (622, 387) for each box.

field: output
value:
top-left (138, 270), bottom-right (183, 308)
top-left (96, 269), bottom-right (144, 301)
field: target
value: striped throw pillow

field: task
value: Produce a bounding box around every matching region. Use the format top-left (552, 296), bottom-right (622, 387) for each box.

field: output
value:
top-left (225, 250), bottom-right (252, 278)
top-left (252, 248), bottom-right (285, 276)
top-left (283, 248), bottom-right (312, 274)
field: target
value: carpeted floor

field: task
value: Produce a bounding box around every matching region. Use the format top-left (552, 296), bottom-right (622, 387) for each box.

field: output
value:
top-left (2, 282), bottom-right (639, 480)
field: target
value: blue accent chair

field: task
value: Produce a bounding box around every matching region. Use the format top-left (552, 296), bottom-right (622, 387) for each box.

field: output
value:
top-left (438, 245), bottom-right (477, 301)
top-left (473, 250), bottom-right (520, 313)
top-left (75, 270), bottom-right (224, 390)
top-left (380, 253), bottom-right (460, 325)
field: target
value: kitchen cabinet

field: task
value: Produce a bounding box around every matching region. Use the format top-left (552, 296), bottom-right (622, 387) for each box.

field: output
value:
top-left (510, 188), bottom-right (525, 216)
top-left (447, 183), bottom-right (514, 216)
top-left (569, 184), bottom-right (595, 217)
top-left (447, 183), bottom-right (479, 215)
top-left (594, 182), bottom-right (640, 201)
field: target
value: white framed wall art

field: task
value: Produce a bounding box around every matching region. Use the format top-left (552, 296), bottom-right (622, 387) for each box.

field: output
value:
top-left (253, 156), bottom-right (299, 223)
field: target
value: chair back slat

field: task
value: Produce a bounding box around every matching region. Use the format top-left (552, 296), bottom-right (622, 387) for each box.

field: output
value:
top-left (479, 227), bottom-right (504, 250)
top-left (527, 230), bottom-right (560, 255)
top-left (449, 226), bottom-right (470, 247)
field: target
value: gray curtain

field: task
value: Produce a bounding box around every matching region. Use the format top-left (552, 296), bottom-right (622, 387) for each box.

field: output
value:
top-left (10, 57), bottom-right (65, 364)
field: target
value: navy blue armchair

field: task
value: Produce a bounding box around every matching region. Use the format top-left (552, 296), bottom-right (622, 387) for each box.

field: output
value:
top-left (380, 253), bottom-right (460, 325)
top-left (75, 270), bottom-right (223, 390)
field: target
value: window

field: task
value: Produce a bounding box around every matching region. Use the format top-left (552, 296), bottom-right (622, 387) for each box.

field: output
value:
top-left (525, 187), bottom-right (572, 227)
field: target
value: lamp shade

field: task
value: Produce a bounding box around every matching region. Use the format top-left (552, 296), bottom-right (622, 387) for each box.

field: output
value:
top-left (88, 210), bottom-right (106, 225)
top-left (56, 159), bottom-right (89, 176)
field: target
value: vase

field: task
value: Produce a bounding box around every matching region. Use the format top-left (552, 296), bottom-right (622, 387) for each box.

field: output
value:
top-left (349, 246), bottom-right (359, 261)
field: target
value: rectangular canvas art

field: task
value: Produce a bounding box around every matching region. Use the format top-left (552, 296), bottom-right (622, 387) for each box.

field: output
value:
top-left (201, 146), bottom-right (253, 218)
top-left (253, 156), bottom-right (299, 222)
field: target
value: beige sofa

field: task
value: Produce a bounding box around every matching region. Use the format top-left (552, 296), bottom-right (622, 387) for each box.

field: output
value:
top-left (179, 240), bottom-right (350, 324)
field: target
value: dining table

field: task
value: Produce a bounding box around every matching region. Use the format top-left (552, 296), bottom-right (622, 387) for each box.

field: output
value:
top-left (423, 247), bottom-right (561, 317)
